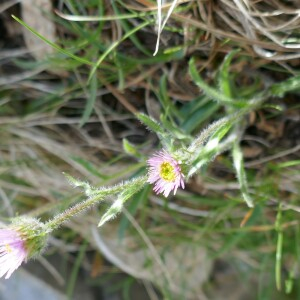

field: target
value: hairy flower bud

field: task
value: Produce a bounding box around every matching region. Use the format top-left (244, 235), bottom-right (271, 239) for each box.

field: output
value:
top-left (0, 217), bottom-right (48, 279)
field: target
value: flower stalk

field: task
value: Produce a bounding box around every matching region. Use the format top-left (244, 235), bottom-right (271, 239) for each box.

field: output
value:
top-left (45, 175), bottom-right (148, 232)
top-left (0, 176), bottom-right (148, 279)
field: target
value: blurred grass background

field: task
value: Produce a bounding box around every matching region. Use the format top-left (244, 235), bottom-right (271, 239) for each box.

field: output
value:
top-left (0, 0), bottom-right (300, 299)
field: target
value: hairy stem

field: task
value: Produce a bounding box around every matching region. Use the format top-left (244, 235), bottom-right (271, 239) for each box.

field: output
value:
top-left (45, 175), bottom-right (148, 232)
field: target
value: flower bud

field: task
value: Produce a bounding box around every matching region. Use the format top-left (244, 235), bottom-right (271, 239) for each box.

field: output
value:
top-left (0, 217), bottom-right (48, 279)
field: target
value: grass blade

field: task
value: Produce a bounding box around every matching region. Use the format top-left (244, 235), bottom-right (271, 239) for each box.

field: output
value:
top-left (80, 74), bottom-right (98, 127)
top-left (12, 15), bottom-right (93, 66)
top-left (88, 20), bottom-right (150, 83)
top-left (189, 57), bottom-right (246, 106)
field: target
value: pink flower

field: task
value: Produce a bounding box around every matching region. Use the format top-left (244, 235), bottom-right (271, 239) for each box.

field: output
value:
top-left (147, 150), bottom-right (185, 197)
top-left (0, 229), bottom-right (28, 279)
top-left (0, 218), bottom-right (48, 279)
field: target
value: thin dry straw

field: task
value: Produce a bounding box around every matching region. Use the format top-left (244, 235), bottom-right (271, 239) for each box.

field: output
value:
top-left (150, 0), bottom-right (300, 60)
top-left (154, 0), bottom-right (180, 56)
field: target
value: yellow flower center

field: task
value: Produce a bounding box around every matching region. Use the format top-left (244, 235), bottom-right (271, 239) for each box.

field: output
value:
top-left (160, 162), bottom-right (176, 182)
top-left (5, 244), bottom-right (12, 253)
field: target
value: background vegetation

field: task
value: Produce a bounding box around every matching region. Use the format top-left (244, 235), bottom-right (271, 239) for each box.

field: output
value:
top-left (0, 0), bottom-right (300, 299)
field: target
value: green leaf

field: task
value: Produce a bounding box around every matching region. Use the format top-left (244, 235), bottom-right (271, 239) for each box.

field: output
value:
top-left (98, 198), bottom-right (123, 227)
top-left (80, 74), bottom-right (98, 127)
top-left (189, 57), bottom-right (246, 106)
top-left (122, 139), bottom-right (142, 159)
top-left (136, 113), bottom-right (167, 136)
top-left (63, 172), bottom-right (94, 196)
top-left (232, 142), bottom-right (253, 207)
top-left (181, 101), bottom-right (219, 133)
top-left (12, 15), bottom-right (93, 66)
top-left (160, 113), bottom-right (191, 141)
top-left (187, 120), bottom-right (234, 177)
top-left (158, 74), bottom-right (181, 119)
top-left (275, 203), bottom-right (283, 291)
top-left (111, 2), bottom-right (152, 56)
top-left (88, 20), bottom-right (150, 83)
top-left (218, 49), bottom-right (240, 98)
top-left (136, 113), bottom-right (175, 150)
top-left (98, 178), bottom-right (146, 227)
top-left (270, 75), bottom-right (300, 97)
top-left (188, 114), bottom-right (234, 153)
top-left (210, 122), bottom-right (232, 141)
